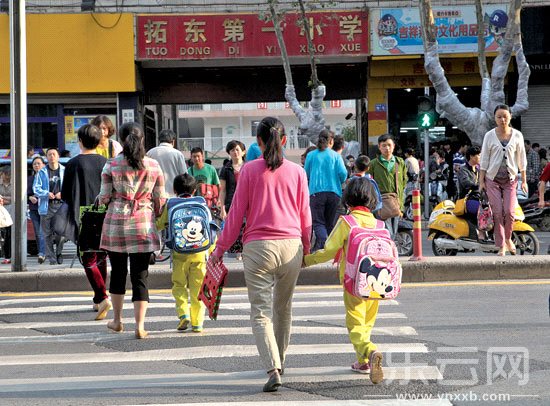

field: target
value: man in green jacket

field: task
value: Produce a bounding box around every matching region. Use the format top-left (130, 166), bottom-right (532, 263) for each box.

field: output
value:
top-left (368, 134), bottom-right (407, 238)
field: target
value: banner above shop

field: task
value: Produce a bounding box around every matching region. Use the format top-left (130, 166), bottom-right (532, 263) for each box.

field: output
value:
top-left (136, 11), bottom-right (368, 60)
top-left (371, 5), bottom-right (508, 56)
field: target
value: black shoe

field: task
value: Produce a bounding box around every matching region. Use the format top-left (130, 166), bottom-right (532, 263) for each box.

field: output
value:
top-left (56, 254), bottom-right (63, 265)
top-left (263, 370), bottom-right (282, 392)
top-left (49, 260), bottom-right (57, 265)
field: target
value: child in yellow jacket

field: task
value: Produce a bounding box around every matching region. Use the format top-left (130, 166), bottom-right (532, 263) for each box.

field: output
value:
top-left (304, 177), bottom-right (384, 384)
top-left (156, 173), bottom-right (215, 333)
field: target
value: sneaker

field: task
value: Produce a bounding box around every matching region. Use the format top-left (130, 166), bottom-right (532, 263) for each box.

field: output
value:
top-left (368, 351), bottom-right (384, 384)
top-left (351, 361), bottom-right (371, 374)
top-left (177, 317), bottom-right (189, 331)
top-left (92, 303), bottom-right (99, 312)
top-left (49, 260), bottom-right (57, 265)
top-left (56, 254), bottom-right (63, 265)
top-left (192, 326), bottom-right (203, 333)
top-left (38, 255), bottom-right (45, 264)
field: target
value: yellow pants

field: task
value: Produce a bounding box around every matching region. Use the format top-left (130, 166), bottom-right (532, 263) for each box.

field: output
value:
top-left (343, 290), bottom-right (380, 364)
top-left (172, 256), bottom-right (207, 328)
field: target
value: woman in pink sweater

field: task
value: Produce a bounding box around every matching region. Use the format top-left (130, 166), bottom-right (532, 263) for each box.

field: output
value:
top-left (211, 116), bottom-right (311, 392)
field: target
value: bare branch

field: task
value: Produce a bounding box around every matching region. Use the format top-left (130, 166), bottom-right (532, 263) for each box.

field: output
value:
top-left (489, 0), bottom-right (523, 112)
top-left (268, 0), bottom-right (293, 86)
top-left (475, 0), bottom-right (491, 112)
top-left (297, 0), bottom-right (320, 88)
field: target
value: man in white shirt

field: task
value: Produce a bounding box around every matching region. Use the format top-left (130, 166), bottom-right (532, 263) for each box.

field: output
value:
top-left (147, 129), bottom-right (187, 196)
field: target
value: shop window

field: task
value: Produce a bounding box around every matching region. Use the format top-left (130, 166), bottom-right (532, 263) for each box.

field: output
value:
top-left (27, 105), bottom-right (58, 117)
top-left (0, 121), bottom-right (57, 149)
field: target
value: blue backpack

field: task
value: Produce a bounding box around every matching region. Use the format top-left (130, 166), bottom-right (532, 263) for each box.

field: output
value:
top-left (165, 196), bottom-right (218, 254)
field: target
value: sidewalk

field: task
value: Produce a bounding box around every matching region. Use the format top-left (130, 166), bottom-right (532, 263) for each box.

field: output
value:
top-left (1, 254), bottom-right (549, 292)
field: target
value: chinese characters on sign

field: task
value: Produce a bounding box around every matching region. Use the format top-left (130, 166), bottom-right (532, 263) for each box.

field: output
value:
top-left (136, 11), bottom-right (368, 60)
top-left (371, 4), bottom-right (508, 55)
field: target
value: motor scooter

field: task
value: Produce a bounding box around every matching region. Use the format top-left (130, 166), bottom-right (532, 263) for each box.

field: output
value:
top-left (428, 200), bottom-right (539, 256)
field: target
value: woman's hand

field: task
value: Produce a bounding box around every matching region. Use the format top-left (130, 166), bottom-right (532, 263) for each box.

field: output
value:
top-left (29, 196), bottom-right (38, 204)
top-left (210, 253), bottom-right (221, 265)
top-left (478, 180), bottom-right (485, 191)
top-left (521, 181), bottom-right (528, 194)
top-left (220, 206), bottom-right (227, 221)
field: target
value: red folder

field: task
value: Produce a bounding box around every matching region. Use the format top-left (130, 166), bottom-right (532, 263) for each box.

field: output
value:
top-left (198, 258), bottom-right (229, 320)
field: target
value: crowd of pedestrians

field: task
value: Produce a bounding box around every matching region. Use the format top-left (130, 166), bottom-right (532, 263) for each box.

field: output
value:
top-left (3, 104), bottom-right (550, 392)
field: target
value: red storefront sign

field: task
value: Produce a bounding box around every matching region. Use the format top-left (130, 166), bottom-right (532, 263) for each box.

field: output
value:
top-left (136, 11), bottom-right (368, 60)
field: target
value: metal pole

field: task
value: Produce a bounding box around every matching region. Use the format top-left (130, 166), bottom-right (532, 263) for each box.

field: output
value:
top-left (423, 87), bottom-right (430, 219)
top-left (9, 0), bottom-right (28, 271)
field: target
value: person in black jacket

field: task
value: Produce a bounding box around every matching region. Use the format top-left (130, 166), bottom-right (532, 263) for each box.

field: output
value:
top-left (61, 124), bottom-right (110, 320)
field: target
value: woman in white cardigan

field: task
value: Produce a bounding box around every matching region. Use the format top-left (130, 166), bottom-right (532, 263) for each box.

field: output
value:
top-left (479, 104), bottom-right (527, 256)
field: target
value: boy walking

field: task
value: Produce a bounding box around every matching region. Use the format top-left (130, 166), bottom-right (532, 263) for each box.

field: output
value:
top-left (156, 173), bottom-right (215, 333)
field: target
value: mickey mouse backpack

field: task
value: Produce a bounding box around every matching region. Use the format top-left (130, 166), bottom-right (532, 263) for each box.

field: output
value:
top-left (341, 215), bottom-right (402, 300)
top-left (165, 196), bottom-right (219, 254)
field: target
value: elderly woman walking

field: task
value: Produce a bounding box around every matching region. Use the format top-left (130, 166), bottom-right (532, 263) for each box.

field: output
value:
top-left (211, 117), bottom-right (311, 392)
top-left (99, 122), bottom-right (167, 339)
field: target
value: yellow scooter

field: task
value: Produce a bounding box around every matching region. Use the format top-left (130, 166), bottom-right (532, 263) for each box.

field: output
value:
top-left (427, 200), bottom-right (539, 256)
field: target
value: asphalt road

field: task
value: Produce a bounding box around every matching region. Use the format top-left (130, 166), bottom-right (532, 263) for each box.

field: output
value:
top-left (0, 282), bottom-right (549, 405)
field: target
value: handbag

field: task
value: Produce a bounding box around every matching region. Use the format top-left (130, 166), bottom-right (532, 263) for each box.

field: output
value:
top-left (198, 258), bottom-right (229, 320)
top-left (78, 200), bottom-right (107, 252)
top-left (0, 205), bottom-right (12, 228)
top-left (378, 166), bottom-right (402, 221)
top-left (477, 190), bottom-right (494, 231)
top-left (51, 202), bottom-right (78, 242)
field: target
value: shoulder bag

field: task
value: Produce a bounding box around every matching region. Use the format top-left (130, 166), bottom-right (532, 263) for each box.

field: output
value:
top-left (51, 201), bottom-right (78, 242)
top-left (78, 199), bottom-right (107, 252)
top-left (0, 205), bottom-right (13, 228)
top-left (378, 163), bottom-right (402, 221)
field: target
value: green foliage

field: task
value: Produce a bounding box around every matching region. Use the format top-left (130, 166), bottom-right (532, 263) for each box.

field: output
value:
top-left (341, 125), bottom-right (357, 142)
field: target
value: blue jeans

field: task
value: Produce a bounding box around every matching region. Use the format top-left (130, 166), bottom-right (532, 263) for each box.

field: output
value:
top-left (310, 192), bottom-right (341, 251)
top-left (29, 209), bottom-right (45, 256)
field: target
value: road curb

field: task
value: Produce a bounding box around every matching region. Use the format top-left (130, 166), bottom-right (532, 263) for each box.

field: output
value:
top-left (1, 256), bottom-right (549, 292)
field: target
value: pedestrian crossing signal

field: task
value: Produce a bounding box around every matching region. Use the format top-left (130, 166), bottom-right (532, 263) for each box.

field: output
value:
top-left (417, 95), bottom-right (436, 129)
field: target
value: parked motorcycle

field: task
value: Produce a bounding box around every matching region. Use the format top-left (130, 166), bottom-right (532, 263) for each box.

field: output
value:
top-left (518, 196), bottom-right (550, 232)
top-left (395, 219), bottom-right (413, 256)
top-left (428, 200), bottom-right (539, 256)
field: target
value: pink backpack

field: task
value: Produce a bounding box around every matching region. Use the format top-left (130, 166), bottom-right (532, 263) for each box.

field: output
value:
top-left (341, 215), bottom-right (402, 300)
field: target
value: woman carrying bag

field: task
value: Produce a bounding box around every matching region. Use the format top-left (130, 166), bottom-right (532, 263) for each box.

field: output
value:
top-left (61, 124), bottom-right (109, 319)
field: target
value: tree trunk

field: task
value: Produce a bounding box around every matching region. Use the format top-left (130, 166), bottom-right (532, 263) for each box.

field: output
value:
top-left (419, 0), bottom-right (529, 146)
top-left (268, 0), bottom-right (293, 86)
top-left (297, 0), bottom-right (319, 89)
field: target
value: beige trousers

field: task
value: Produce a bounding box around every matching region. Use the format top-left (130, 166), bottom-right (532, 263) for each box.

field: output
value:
top-left (242, 239), bottom-right (303, 372)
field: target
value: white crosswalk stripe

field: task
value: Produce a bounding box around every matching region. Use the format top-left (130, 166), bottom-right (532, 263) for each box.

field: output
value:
top-left (0, 288), bottom-right (444, 404)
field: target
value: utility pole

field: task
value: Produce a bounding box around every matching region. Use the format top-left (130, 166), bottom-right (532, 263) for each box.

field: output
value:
top-left (9, 0), bottom-right (28, 271)
top-left (422, 87), bottom-right (431, 219)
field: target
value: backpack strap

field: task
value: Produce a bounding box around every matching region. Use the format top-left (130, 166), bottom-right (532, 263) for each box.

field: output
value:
top-left (108, 139), bottom-right (113, 158)
top-left (343, 214), bottom-right (384, 230)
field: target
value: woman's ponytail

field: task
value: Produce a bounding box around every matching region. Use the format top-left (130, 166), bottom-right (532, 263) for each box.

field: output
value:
top-left (119, 122), bottom-right (145, 170)
top-left (257, 117), bottom-right (284, 171)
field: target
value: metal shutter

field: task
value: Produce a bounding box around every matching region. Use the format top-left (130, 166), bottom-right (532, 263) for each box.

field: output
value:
top-left (520, 85), bottom-right (550, 148)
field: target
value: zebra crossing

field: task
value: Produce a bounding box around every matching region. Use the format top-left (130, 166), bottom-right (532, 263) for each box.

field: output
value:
top-left (0, 287), bottom-right (450, 405)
